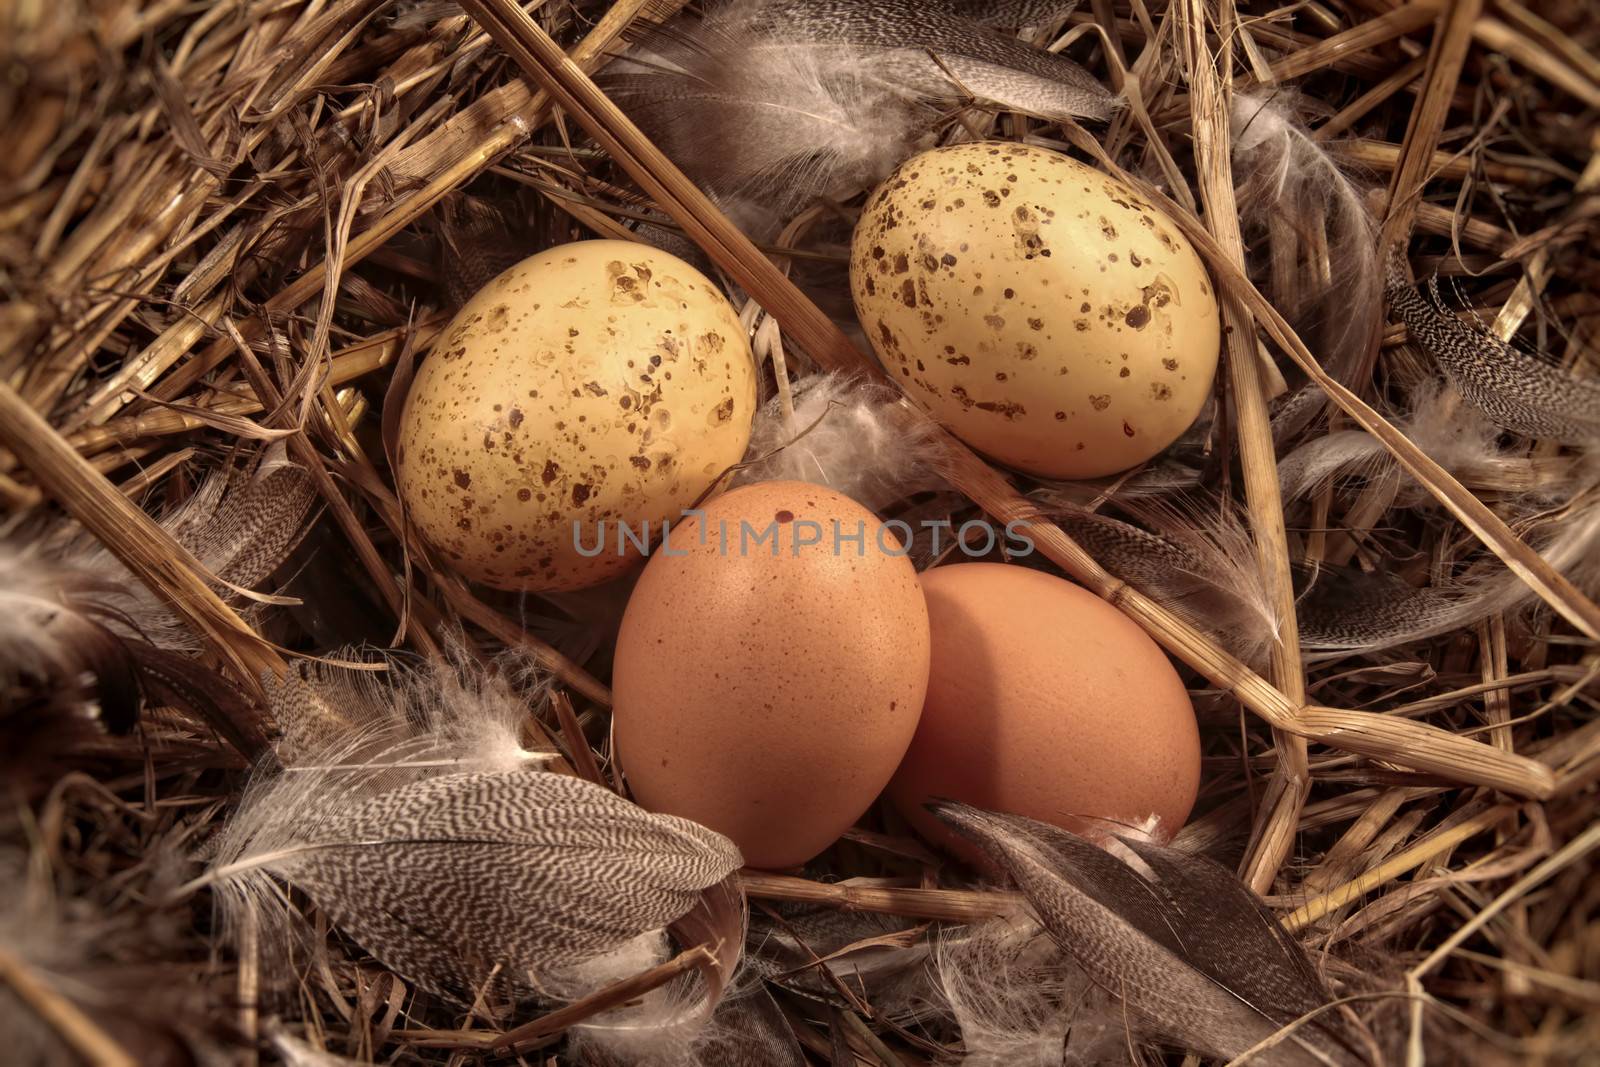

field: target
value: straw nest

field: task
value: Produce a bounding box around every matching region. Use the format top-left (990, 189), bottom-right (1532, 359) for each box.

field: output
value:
top-left (0, 0), bottom-right (1597, 1063)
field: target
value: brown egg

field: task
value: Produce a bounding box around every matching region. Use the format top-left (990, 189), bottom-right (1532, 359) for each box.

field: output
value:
top-left (396, 240), bottom-right (755, 592)
top-left (887, 563), bottom-right (1200, 855)
top-left (613, 481), bottom-right (930, 869)
top-left (851, 142), bottom-right (1220, 479)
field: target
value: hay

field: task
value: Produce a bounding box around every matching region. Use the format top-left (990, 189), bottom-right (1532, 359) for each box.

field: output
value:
top-left (1, 0), bottom-right (1597, 1062)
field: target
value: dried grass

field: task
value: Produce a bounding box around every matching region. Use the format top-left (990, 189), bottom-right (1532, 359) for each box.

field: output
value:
top-left (1, 0), bottom-right (1597, 1062)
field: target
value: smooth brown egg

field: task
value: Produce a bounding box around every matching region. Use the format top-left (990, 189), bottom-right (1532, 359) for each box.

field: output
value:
top-left (613, 481), bottom-right (930, 869)
top-left (850, 142), bottom-right (1220, 479)
top-left (396, 240), bottom-right (755, 592)
top-left (887, 563), bottom-right (1200, 855)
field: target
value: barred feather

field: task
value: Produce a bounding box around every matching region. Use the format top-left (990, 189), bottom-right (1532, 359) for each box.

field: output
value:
top-left (1296, 484), bottom-right (1600, 651)
top-left (192, 654), bottom-right (743, 1007)
top-left (59, 445), bottom-right (317, 652)
top-left (1386, 265), bottom-right (1600, 443)
top-left (0, 450), bottom-right (310, 761)
top-left (1034, 495), bottom-right (1282, 665)
top-left (199, 769), bottom-right (741, 1000)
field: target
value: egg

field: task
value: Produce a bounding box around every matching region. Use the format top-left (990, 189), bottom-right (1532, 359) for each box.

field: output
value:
top-left (396, 240), bottom-right (756, 592)
top-left (850, 142), bottom-right (1220, 479)
top-left (613, 481), bottom-right (930, 868)
top-left (887, 563), bottom-right (1200, 856)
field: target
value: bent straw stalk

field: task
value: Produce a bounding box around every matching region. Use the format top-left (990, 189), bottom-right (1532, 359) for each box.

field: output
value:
top-left (453, 0), bottom-right (1555, 800)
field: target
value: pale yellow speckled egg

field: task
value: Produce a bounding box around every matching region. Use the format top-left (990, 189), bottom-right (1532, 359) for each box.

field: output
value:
top-left (850, 142), bottom-right (1220, 479)
top-left (396, 240), bottom-right (756, 591)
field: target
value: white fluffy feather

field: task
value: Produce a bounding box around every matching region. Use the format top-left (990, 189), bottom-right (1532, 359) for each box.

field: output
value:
top-left (732, 371), bottom-right (948, 510)
top-left (1232, 92), bottom-right (1379, 437)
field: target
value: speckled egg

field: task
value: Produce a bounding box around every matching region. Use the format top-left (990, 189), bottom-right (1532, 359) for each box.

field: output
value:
top-left (887, 563), bottom-right (1201, 859)
top-left (613, 481), bottom-right (931, 869)
top-left (850, 142), bottom-right (1219, 479)
top-left (396, 240), bottom-right (756, 591)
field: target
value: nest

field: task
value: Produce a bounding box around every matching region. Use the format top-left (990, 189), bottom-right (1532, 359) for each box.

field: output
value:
top-left (1, 0), bottom-right (1597, 1063)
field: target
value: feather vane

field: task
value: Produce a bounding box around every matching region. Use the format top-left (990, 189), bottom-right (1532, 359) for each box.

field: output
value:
top-left (196, 654), bottom-right (743, 1004)
top-left (1387, 266), bottom-right (1600, 444)
top-left (931, 802), bottom-right (1368, 1065)
top-left (608, 0), bottom-right (1112, 224)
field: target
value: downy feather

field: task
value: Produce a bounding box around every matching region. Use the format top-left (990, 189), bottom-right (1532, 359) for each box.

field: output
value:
top-left (569, 876), bottom-right (751, 1065)
top-left (607, 0), bottom-right (1112, 225)
top-left (1229, 92), bottom-right (1379, 440)
top-left (1033, 494), bottom-right (1282, 665)
top-left (1278, 380), bottom-right (1510, 502)
top-left (732, 371), bottom-right (947, 510)
top-left (1296, 481), bottom-right (1600, 651)
top-left (265, 1023), bottom-right (364, 1067)
top-left (931, 802), bottom-right (1372, 1066)
top-left (1386, 262), bottom-right (1600, 443)
top-left (0, 541), bottom-right (142, 734)
top-left (265, 645), bottom-right (551, 773)
top-left (607, 10), bottom-right (932, 224)
top-left (0, 850), bottom-right (223, 1066)
top-left (576, 981), bottom-right (808, 1067)
top-left (193, 655), bottom-right (743, 1003)
top-left (932, 917), bottom-right (1110, 1066)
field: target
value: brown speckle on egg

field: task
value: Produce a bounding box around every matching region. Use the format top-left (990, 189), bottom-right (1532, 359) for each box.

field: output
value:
top-left (851, 142), bottom-right (1219, 479)
top-left (395, 240), bottom-right (756, 592)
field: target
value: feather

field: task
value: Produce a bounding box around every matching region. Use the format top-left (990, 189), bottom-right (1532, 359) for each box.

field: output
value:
top-left (578, 981), bottom-right (808, 1067)
top-left (569, 876), bottom-right (750, 1064)
top-left (57, 445), bottom-right (318, 653)
top-left (746, 904), bottom-right (933, 1016)
top-left (1277, 381), bottom-right (1509, 502)
top-left (607, 14), bottom-right (930, 224)
top-left (1276, 429), bottom-right (1390, 502)
top-left (265, 1022), bottom-right (364, 1067)
top-left (197, 769), bottom-right (741, 1001)
top-left (731, 371), bottom-right (947, 511)
top-left (932, 917), bottom-right (1100, 1066)
top-left (191, 653), bottom-right (742, 1005)
top-left (1293, 564), bottom-right (1476, 653)
top-left (0, 542), bottom-right (142, 734)
top-left (1032, 494), bottom-right (1282, 665)
top-left (387, 0), bottom-right (461, 30)
top-left (264, 646), bottom-right (551, 772)
top-left (0, 547), bottom-right (268, 766)
top-left (606, 0), bottom-right (1113, 225)
top-left (1296, 483), bottom-right (1600, 652)
top-left (952, 0), bottom-right (1084, 27)
top-left (0, 851), bottom-right (221, 1066)
top-left (1386, 263), bottom-right (1600, 444)
top-left (691, 985), bottom-right (808, 1067)
top-left (746, 0), bottom-right (1114, 120)
top-left (435, 193), bottom-right (536, 308)
top-left (0, 448), bottom-right (317, 762)
top-left (930, 802), bottom-right (1371, 1066)
top-left (1229, 92), bottom-right (1379, 440)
